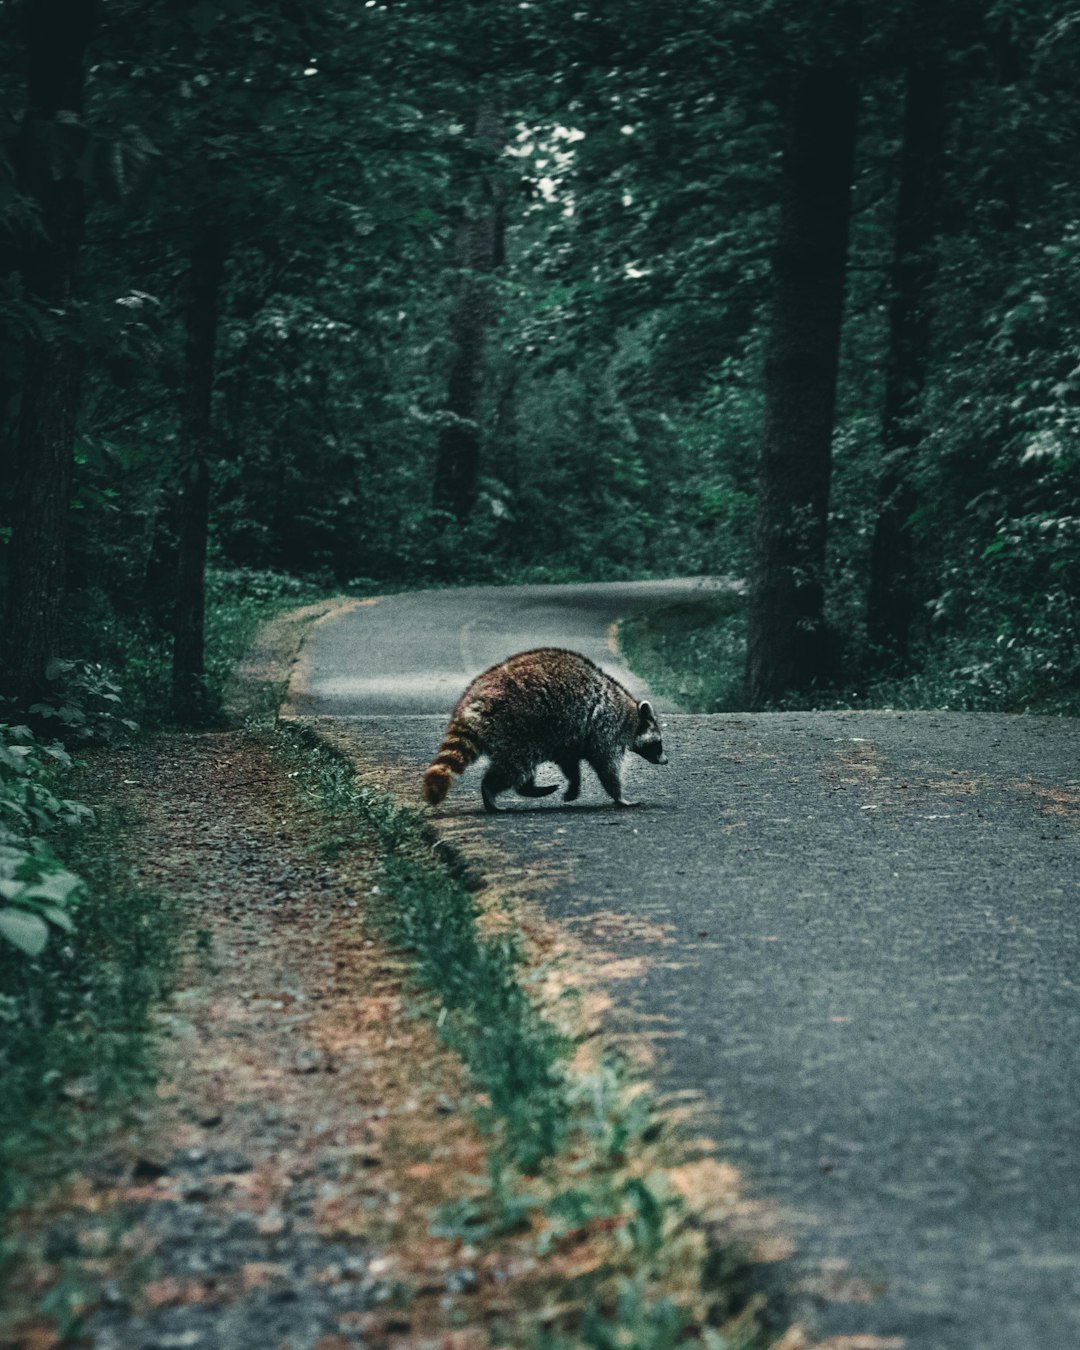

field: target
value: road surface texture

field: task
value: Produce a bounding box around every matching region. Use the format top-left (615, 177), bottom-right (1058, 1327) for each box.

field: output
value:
top-left (291, 581), bottom-right (1080, 1350)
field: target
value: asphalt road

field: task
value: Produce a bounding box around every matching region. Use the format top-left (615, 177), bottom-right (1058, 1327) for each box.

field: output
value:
top-left (291, 582), bottom-right (1080, 1349)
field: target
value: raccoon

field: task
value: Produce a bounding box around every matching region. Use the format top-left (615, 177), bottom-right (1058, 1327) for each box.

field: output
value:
top-left (422, 647), bottom-right (667, 813)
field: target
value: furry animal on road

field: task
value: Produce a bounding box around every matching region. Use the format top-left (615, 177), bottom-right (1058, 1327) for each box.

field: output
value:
top-left (422, 647), bottom-right (667, 813)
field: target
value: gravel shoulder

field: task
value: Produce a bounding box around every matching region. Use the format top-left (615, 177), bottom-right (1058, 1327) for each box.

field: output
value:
top-left (1, 732), bottom-right (502, 1349)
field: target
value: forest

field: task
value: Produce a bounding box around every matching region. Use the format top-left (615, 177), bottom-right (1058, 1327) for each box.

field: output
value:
top-left (1, 4), bottom-right (1079, 1336)
top-left (2, 0), bottom-right (1079, 726)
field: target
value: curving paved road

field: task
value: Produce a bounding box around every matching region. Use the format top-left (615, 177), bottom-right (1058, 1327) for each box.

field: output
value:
top-left (290, 582), bottom-right (1080, 1350)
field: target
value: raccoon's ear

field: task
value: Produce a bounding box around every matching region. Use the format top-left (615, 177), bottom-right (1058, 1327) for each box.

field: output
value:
top-left (638, 700), bottom-right (654, 723)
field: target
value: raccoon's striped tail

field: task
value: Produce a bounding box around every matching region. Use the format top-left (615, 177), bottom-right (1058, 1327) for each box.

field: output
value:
top-left (422, 720), bottom-right (481, 805)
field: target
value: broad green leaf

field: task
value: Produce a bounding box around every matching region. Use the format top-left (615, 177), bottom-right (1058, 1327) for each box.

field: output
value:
top-left (41, 905), bottom-right (76, 933)
top-left (0, 745), bottom-right (32, 772)
top-left (23, 871), bottom-right (82, 905)
top-left (0, 907), bottom-right (49, 956)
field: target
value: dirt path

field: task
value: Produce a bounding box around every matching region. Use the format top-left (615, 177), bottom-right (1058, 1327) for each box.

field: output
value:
top-left (2, 732), bottom-right (515, 1349)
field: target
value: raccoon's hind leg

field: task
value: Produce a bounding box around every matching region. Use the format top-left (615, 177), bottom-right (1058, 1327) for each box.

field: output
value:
top-left (481, 763), bottom-right (525, 813)
top-left (589, 754), bottom-right (635, 809)
top-left (515, 775), bottom-right (559, 799)
top-left (558, 758), bottom-right (582, 802)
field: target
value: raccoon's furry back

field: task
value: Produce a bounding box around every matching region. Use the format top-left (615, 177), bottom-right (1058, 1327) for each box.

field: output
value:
top-left (422, 648), bottom-right (638, 805)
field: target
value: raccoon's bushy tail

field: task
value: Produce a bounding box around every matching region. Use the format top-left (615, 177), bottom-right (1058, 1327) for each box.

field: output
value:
top-left (422, 720), bottom-right (481, 805)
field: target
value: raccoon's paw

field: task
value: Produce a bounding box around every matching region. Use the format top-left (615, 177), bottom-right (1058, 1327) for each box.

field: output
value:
top-left (562, 784), bottom-right (581, 802)
top-left (613, 797), bottom-right (638, 809)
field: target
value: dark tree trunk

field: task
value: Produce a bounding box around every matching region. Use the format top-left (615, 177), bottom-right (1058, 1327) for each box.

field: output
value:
top-left (171, 221), bottom-right (226, 724)
top-left (3, 0), bottom-right (98, 705)
top-left (432, 105), bottom-right (504, 522)
top-left (866, 56), bottom-right (947, 665)
top-left (744, 69), bottom-right (858, 708)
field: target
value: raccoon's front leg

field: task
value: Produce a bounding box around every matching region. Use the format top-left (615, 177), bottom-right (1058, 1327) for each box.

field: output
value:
top-left (558, 758), bottom-right (582, 802)
top-left (591, 754), bottom-right (635, 808)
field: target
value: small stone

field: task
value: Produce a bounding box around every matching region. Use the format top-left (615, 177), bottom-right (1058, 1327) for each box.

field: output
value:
top-left (294, 1047), bottom-right (327, 1074)
top-left (101, 1279), bottom-right (127, 1308)
top-left (150, 1333), bottom-right (203, 1349)
top-left (447, 1267), bottom-right (478, 1294)
top-left (132, 1157), bottom-right (170, 1181)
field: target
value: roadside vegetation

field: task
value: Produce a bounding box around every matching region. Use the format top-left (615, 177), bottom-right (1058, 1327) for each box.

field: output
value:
top-left (276, 722), bottom-right (791, 1347)
top-left (0, 783), bottom-right (177, 1241)
top-left (620, 589), bottom-right (1080, 717)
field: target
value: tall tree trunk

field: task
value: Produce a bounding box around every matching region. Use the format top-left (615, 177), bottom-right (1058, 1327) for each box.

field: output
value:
top-left (865, 55), bottom-right (947, 666)
top-left (172, 220), bottom-right (226, 723)
top-left (3, 0), bottom-right (98, 705)
top-left (432, 104), bottom-right (504, 522)
top-left (744, 69), bottom-right (858, 707)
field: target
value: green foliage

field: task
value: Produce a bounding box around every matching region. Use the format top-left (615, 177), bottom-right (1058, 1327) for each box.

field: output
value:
top-left (59, 566), bottom-right (320, 731)
top-left (0, 725), bottom-right (91, 959)
top-left (29, 660), bottom-right (140, 746)
top-left (4, 0), bottom-right (1080, 725)
top-left (0, 802), bottom-right (177, 1234)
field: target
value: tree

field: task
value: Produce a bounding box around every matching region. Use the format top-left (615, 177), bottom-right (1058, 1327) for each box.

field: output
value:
top-left (172, 219), bottom-right (227, 722)
top-left (432, 104), bottom-right (506, 522)
top-left (3, 0), bottom-right (99, 705)
top-left (865, 34), bottom-right (949, 666)
top-left (744, 66), bottom-right (858, 706)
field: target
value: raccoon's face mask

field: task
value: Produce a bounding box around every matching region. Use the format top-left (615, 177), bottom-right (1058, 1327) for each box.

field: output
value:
top-left (633, 700), bottom-right (668, 764)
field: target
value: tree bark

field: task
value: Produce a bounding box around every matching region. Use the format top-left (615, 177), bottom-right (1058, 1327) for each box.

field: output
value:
top-left (865, 55), bottom-right (947, 666)
top-left (3, 0), bottom-right (98, 705)
top-left (432, 104), bottom-right (504, 522)
top-left (171, 220), bottom-right (226, 724)
top-left (744, 69), bottom-right (858, 707)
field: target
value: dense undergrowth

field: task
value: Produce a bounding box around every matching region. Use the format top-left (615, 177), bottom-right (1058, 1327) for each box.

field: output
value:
top-left (620, 592), bottom-right (1080, 715)
top-left (0, 804), bottom-right (177, 1243)
top-left (64, 566), bottom-right (324, 729)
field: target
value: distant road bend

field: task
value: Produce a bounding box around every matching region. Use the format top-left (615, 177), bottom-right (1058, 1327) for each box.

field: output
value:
top-left (291, 580), bottom-right (1080, 1350)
